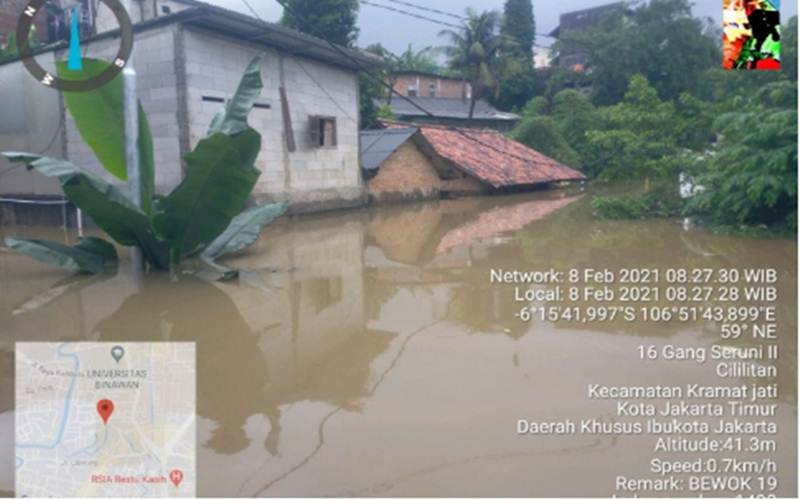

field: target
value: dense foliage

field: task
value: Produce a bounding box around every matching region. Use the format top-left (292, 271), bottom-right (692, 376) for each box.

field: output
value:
top-left (440, 9), bottom-right (507, 119)
top-left (686, 81), bottom-right (797, 231)
top-left (280, 0), bottom-right (359, 47)
top-left (557, 0), bottom-right (719, 105)
top-left (511, 3), bottom-right (798, 234)
top-left (0, 31), bottom-right (41, 63)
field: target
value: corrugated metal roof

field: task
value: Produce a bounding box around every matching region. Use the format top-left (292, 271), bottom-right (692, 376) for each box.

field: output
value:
top-left (360, 127), bottom-right (418, 171)
top-left (384, 97), bottom-right (519, 121)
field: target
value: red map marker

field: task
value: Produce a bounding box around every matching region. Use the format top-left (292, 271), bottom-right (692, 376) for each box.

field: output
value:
top-left (170, 469), bottom-right (184, 488)
top-left (96, 399), bottom-right (114, 424)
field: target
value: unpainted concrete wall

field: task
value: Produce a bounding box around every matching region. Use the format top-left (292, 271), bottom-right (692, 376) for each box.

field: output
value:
top-left (181, 27), bottom-right (364, 212)
top-left (367, 140), bottom-right (440, 203)
top-left (0, 55), bottom-right (64, 196)
top-left (0, 21), bottom-right (366, 216)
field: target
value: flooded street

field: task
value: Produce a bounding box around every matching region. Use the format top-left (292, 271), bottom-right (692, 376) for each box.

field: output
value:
top-left (0, 188), bottom-right (796, 497)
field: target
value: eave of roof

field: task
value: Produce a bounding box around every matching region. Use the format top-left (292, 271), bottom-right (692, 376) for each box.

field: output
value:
top-left (392, 69), bottom-right (461, 80)
top-left (383, 97), bottom-right (520, 121)
top-left (0, 2), bottom-right (383, 71)
top-left (413, 124), bottom-right (586, 188)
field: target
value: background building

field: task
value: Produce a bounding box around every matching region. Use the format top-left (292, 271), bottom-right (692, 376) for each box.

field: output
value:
top-left (391, 70), bottom-right (470, 99)
top-left (548, 2), bottom-right (625, 71)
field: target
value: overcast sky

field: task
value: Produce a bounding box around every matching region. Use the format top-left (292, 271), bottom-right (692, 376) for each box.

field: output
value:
top-left (209, 0), bottom-right (797, 53)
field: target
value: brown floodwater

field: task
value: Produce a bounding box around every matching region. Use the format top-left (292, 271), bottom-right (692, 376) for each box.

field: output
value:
top-left (0, 188), bottom-right (796, 497)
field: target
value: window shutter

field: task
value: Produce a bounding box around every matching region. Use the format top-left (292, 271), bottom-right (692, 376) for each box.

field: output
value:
top-left (310, 116), bottom-right (321, 146)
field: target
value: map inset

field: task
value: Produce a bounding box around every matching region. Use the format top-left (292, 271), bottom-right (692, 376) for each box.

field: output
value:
top-left (15, 342), bottom-right (196, 497)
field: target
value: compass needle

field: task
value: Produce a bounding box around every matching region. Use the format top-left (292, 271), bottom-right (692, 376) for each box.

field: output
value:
top-left (67, 6), bottom-right (83, 71)
top-left (17, 0), bottom-right (133, 91)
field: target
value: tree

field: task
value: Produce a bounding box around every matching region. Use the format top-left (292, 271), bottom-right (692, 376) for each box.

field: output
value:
top-left (0, 29), bottom-right (42, 63)
top-left (280, 0), bottom-right (359, 47)
top-left (359, 44), bottom-right (391, 129)
top-left (440, 9), bottom-right (506, 120)
top-left (394, 45), bottom-right (442, 73)
top-left (510, 116), bottom-right (580, 167)
top-left (559, 0), bottom-right (719, 105)
top-left (501, 0), bottom-right (535, 58)
top-left (550, 89), bottom-right (598, 162)
top-left (687, 81), bottom-right (798, 230)
top-left (582, 75), bottom-right (682, 180)
top-left (782, 16), bottom-right (797, 82)
top-left (492, 0), bottom-right (538, 111)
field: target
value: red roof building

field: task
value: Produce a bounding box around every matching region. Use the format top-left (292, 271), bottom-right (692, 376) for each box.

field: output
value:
top-left (415, 124), bottom-right (586, 189)
top-left (363, 122), bottom-right (585, 202)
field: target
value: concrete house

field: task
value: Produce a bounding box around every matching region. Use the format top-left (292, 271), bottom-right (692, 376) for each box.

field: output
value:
top-left (0, 0), bottom-right (381, 220)
top-left (391, 70), bottom-right (470, 99)
top-left (384, 71), bottom-right (518, 131)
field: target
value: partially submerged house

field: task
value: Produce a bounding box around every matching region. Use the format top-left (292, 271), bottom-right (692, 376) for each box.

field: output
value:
top-left (361, 122), bottom-right (585, 203)
top-left (0, 0), bottom-right (380, 221)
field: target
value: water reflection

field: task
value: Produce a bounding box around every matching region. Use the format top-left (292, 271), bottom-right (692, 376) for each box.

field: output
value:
top-left (0, 189), bottom-right (796, 496)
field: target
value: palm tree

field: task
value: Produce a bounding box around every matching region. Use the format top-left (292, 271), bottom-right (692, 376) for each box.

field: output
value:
top-left (395, 45), bottom-right (441, 73)
top-left (440, 9), bottom-right (507, 120)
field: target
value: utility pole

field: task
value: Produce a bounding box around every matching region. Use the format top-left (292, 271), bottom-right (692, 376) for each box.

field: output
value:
top-left (121, 0), bottom-right (143, 274)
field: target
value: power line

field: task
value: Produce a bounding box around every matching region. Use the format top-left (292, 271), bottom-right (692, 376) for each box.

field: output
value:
top-left (295, 59), bottom-right (358, 124)
top-left (254, 0), bottom-right (543, 166)
top-left (360, 0), bottom-right (553, 50)
top-left (368, 0), bottom-right (558, 39)
top-left (378, 0), bottom-right (466, 21)
top-left (360, 0), bottom-right (462, 30)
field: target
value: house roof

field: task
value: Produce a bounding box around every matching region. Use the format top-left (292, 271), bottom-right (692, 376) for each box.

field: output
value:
top-left (384, 97), bottom-right (519, 122)
top-left (393, 70), bottom-right (461, 80)
top-left (1, 0), bottom-right (382, 71)
top-left (414, 124), bottom-right (586, 188)
top-left (173, 1), bottom-right (383, 70)
top-left (360, 127), bottom-right (418, 171)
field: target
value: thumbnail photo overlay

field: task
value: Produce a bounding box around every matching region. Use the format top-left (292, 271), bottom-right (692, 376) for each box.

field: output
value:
top-left (723, 0), bottom-right (781, 69)
top-left (15, 343), bottom-right (196, 497)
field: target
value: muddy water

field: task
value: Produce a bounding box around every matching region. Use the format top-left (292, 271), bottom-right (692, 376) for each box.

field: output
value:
top-left (0, 189), bottom-right (796, 497)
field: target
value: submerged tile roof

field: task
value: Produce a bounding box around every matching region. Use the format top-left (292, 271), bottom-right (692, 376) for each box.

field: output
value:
top-left (415, 124), bottom-right (586, 188)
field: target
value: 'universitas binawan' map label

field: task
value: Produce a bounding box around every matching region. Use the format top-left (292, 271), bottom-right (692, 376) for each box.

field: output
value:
top-left (15, 342), bottom-right (196, 497)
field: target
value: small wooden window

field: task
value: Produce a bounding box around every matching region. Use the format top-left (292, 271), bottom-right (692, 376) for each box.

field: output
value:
top-left (310, 116), bottom-right (337, 148)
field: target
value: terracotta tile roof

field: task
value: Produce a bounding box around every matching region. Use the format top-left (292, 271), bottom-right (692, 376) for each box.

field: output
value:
top-left (415, 124), bottom-right (586, 188)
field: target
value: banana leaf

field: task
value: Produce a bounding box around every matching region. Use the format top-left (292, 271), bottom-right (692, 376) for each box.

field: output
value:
top-left (202, 202), bottom-right (287, 260)
top-left (4, 236), bottom-right (118, 274)
top-left (207, 57), bottom-right (264, 137)
top-left (57, 59), bottom-right (155, 213)
top-left (2, 153), bottom-right (168, 268)
top-left (152, 130), bottom-right (261, 258)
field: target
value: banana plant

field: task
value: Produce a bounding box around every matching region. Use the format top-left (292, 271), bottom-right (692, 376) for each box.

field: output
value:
top-left (3, 57), bottom-right (286, 274)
